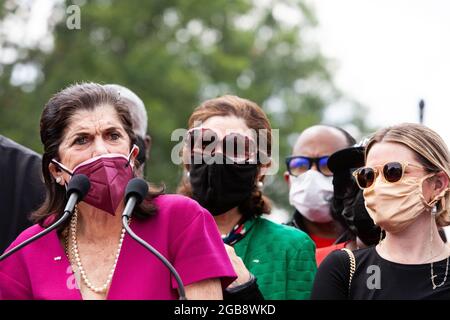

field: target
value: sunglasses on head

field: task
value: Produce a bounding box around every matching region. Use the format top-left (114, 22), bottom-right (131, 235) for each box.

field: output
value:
top-left (352, 161), bottom-right (424, 189)
top-left (185, 127), bottom-right (260, 164)
top-left (285, 155), bottom-right (332, 177)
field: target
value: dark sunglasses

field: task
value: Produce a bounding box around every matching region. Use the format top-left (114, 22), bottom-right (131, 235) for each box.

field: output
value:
top-left (285, 155), bottom-right (332, 177)
top-left (185, 127), bottom-right (259, 163)
top-left (352, 161), bottom-right (423, 189)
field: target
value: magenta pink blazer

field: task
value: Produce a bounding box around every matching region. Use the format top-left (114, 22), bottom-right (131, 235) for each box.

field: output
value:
top-left (0, 194), bottom-right (236, 299)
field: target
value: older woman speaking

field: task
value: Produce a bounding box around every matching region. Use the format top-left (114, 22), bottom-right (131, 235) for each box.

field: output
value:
top-left (0, 83), bottom-right (236, 300)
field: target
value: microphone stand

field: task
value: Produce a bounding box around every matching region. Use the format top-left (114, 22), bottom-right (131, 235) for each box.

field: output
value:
top-left (0, 210), bottom-right (71, 262)
top-left (0, 174), bottom-right (89, 262)
top-left (122, 215), bottom-right (187, 300)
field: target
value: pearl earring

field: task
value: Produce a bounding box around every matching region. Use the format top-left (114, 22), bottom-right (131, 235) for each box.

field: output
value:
top-left (256, 181), bottom-right (264, 189)
top-left (56, 177), bottom-right (62, 184)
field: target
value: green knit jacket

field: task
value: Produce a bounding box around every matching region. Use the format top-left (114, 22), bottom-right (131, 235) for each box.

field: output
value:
top-left (233, 216), bottom-right (317, 300)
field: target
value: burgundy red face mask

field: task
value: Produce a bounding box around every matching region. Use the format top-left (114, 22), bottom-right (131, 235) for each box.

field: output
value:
top-left (52, 145), bottom-right (137, 215)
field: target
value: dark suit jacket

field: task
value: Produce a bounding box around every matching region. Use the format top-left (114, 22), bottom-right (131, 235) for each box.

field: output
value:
top-left (0, 135), bottom-right (45, 253)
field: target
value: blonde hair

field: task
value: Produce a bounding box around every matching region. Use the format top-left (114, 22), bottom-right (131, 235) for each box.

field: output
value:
top-left (366, 123), bottom-right (450, 226)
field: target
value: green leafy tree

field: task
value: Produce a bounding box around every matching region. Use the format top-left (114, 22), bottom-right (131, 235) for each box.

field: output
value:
top-left (0, 0), bottom-right (371, 212)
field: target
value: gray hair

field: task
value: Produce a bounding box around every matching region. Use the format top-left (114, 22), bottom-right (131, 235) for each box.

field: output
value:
top-left (104, 84), bottom-right (148, 137)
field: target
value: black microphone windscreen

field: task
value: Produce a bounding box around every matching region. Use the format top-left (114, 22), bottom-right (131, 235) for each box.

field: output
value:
top-left (67, 174), bottom-right (91, 200)
top-left (125, 178), bottom-right (149, 204)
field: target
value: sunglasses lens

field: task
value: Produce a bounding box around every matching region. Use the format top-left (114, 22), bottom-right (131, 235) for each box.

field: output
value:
top-left (318, 157), bottom-right (332, 176)
top-left (223, 133), bottom-right (256, 163)
top-left (288, 157), bottom-right (310, 176)
top-left (383, 162), bottom-right (403, 183)
top-left (188, 128), bottom-right (217, 157)
top-left (357, 167), bottom-right (375, 188)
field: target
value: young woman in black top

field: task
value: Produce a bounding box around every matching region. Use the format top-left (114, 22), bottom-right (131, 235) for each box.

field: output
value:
top-left (312, 123), bottom-right (450, 299)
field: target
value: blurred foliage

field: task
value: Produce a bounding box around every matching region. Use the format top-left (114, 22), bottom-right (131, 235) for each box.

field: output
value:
top-left (0, 0), bottom-right (371, 213)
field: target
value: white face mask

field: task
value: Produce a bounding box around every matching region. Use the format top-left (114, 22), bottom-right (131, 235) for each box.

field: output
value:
top-left (289, 170), bottom-right (334, 223)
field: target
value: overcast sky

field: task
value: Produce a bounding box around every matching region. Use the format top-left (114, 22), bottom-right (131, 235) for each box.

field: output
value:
top-left (2, 1), bottom-right (449, 227)
top-left (312, 0), bottom-right (450, 144)
top-left (2, 0), bottom-right (449, 144)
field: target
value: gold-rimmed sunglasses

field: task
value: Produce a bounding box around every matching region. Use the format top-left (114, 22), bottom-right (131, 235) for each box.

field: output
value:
top-left (352, 161), bottom-right (424, 189)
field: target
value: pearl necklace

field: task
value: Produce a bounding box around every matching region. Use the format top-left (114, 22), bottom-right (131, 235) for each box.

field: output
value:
top-left (68, 207), bottom-right (129, 294)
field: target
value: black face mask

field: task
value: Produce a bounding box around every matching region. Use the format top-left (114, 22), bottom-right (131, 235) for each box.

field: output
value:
top-left (333, 170), bottom-right (380, 246)
top-left (341, 190), bottom-right (380, 246)
top-left (189, 155), bottom-right (259, 216)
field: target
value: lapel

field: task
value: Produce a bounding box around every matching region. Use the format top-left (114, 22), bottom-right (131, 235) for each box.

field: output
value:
top-left (47, 230), bottom-right (83, 299)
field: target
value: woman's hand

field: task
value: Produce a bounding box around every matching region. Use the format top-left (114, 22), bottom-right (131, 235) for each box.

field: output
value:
top-left (185, 278), bottom-right (223, 300)
top-left (224, 244), bottom-right (251, 288)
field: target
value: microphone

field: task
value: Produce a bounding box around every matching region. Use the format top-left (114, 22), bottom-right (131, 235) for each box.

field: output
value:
top-left (122, 177), bottom-right (150, 219)
top-left (0, 174), bottom-right (90, 262)
top-left (64, 174), bottom-right (91, 215)
top-left (121, 178), bottom-right (187, 300)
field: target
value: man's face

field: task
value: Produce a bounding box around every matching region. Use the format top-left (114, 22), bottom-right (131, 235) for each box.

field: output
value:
top-left (285, 126), bottom-right (349, 185)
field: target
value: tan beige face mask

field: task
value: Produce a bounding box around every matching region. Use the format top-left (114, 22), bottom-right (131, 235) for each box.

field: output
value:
top-left (363, 174), bottom-right (447, 234)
